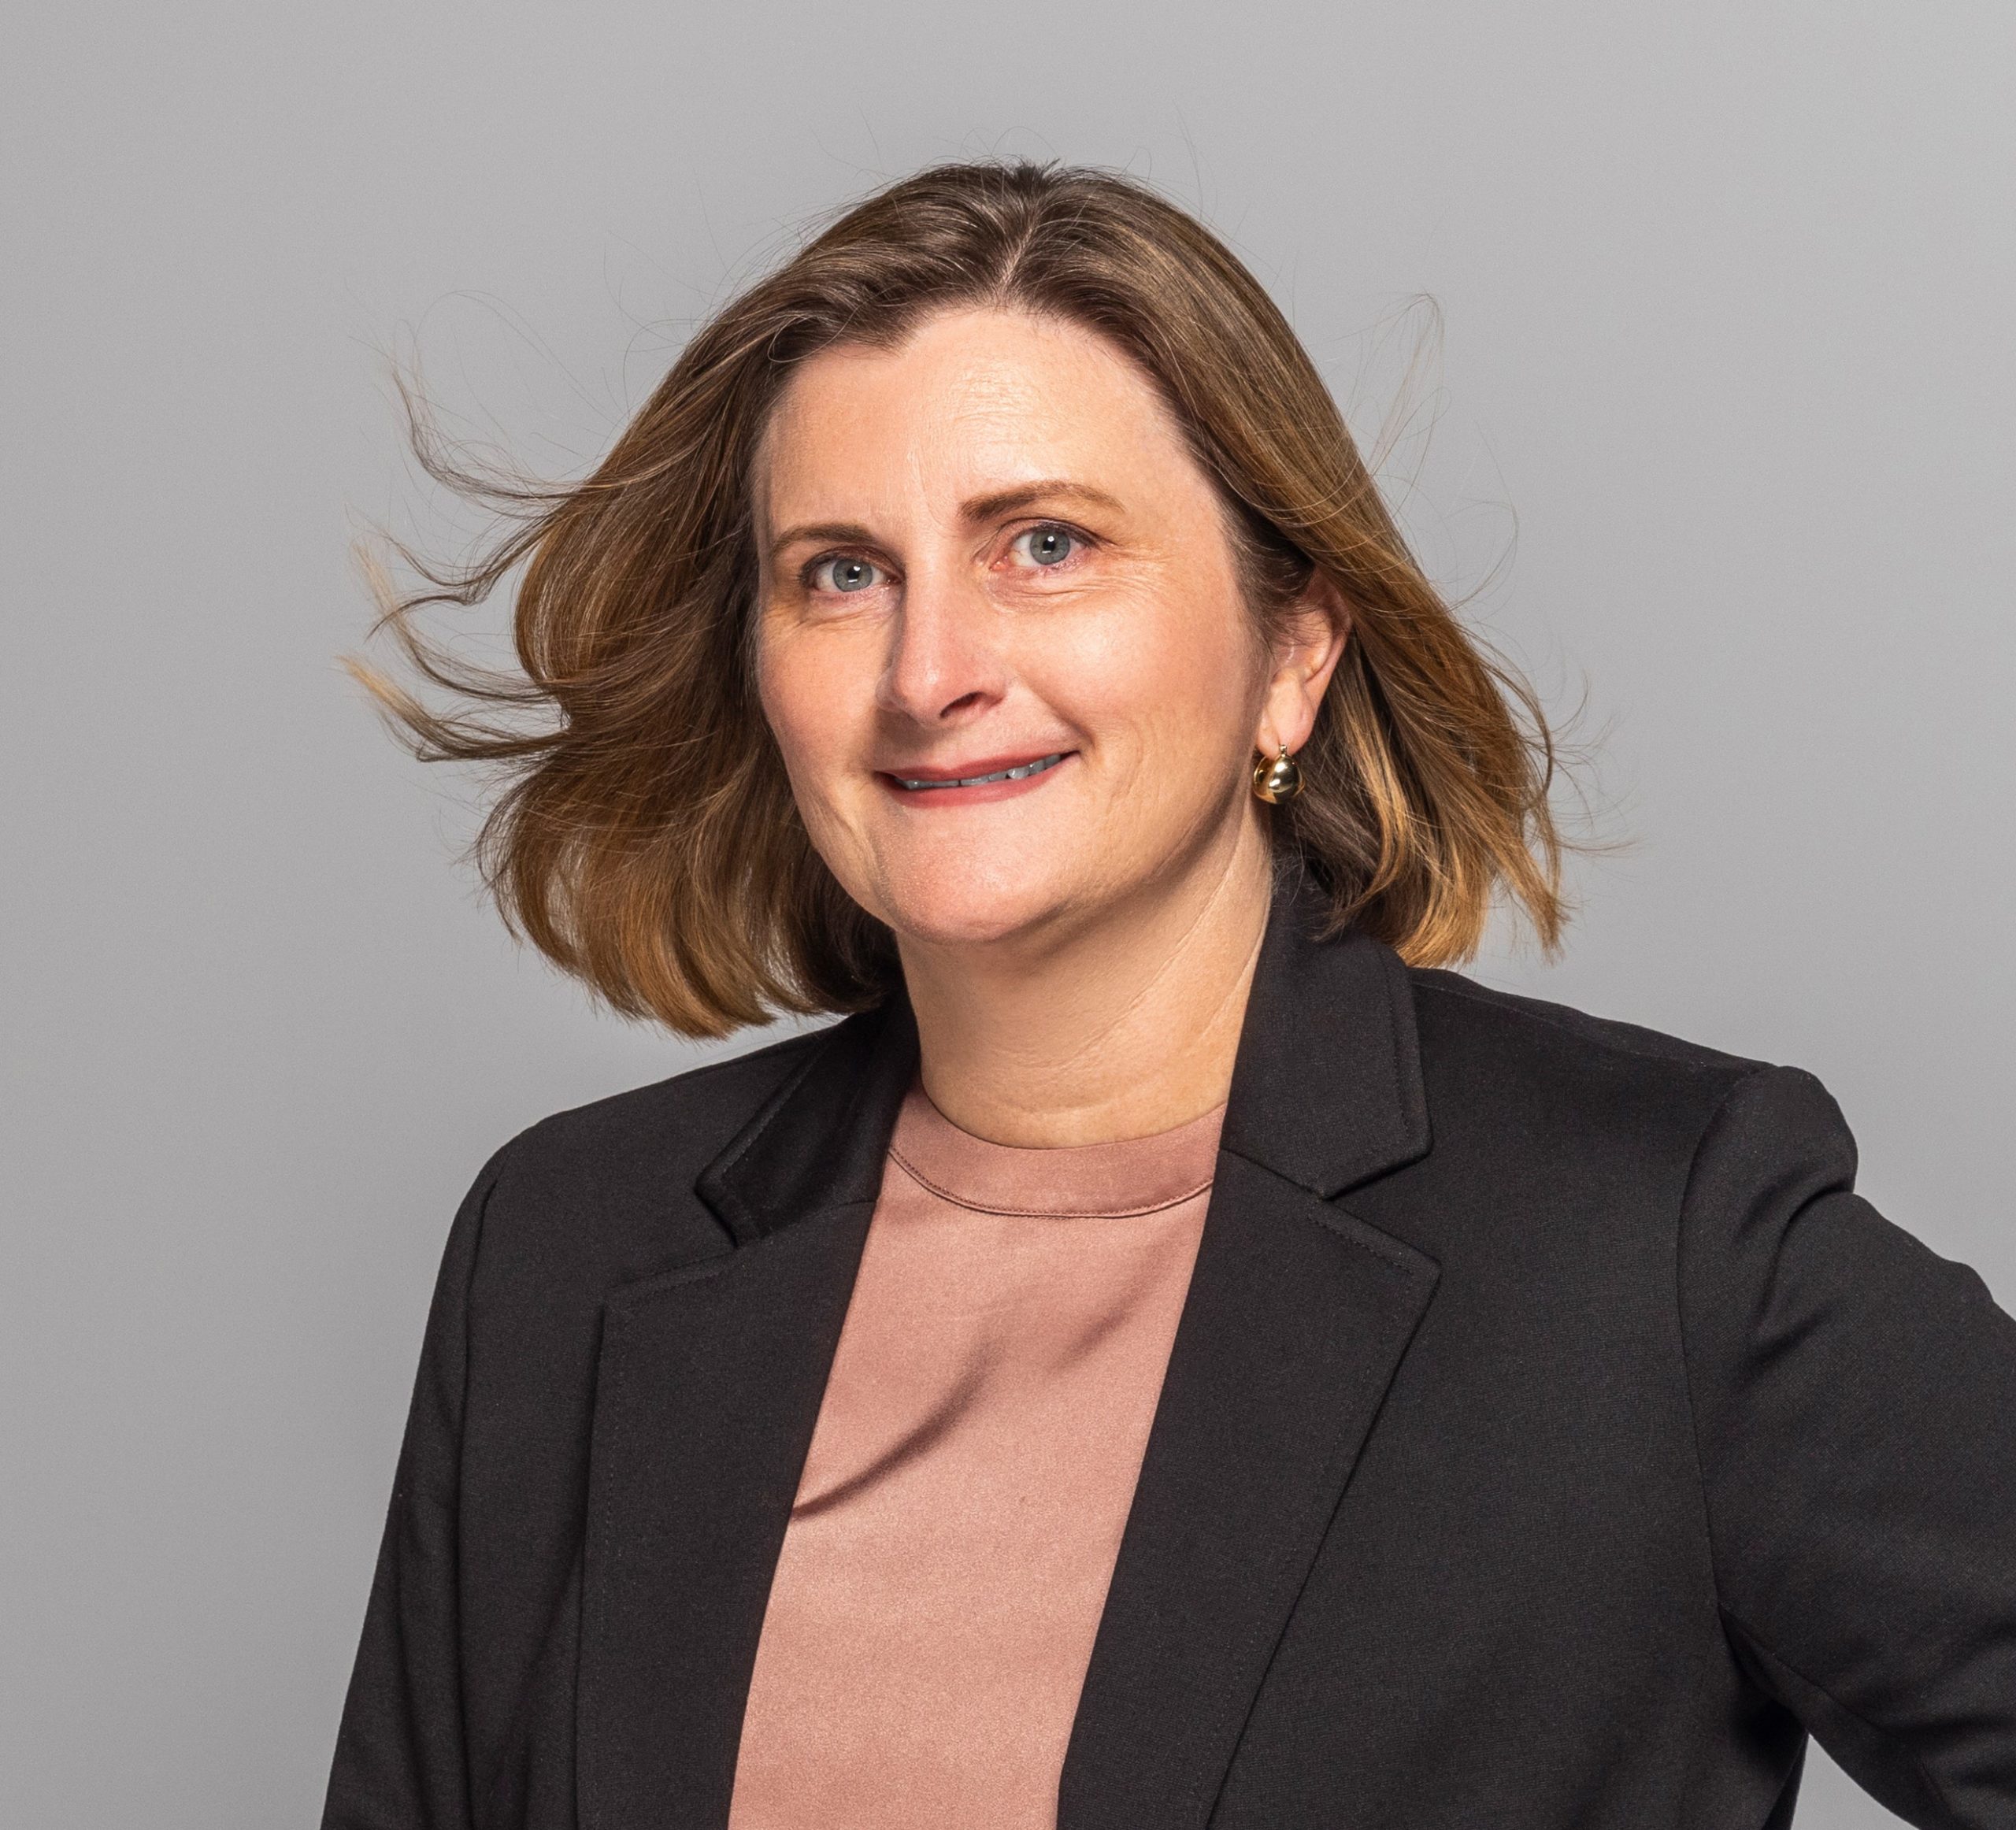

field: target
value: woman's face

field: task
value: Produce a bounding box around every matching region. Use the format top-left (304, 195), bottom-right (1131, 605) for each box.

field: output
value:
top-left (753, 305), bottom-right (1332, 953)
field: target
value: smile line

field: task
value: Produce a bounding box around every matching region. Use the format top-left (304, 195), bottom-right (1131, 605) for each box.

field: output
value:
top-left (889, 752), bottom-right (1069, 791)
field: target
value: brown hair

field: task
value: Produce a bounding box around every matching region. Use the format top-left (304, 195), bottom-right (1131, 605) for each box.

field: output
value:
top-left (360, 159), bottom-right (1566, 1039)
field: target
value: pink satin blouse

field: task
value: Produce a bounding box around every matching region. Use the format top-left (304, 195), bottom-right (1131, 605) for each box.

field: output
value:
top-left (724, 1076), bottom-right (1227, 1829)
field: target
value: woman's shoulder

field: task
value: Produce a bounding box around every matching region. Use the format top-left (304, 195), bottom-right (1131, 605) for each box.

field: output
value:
top-left (458, 1020), bottom-right (848, 1282)
top-left (1397, 964), bottom-right (1849, 1196)
top-left (507, 1020), bottom-right (839, 1174)
top-left (1406, 965), bottom-right (1767, 1083)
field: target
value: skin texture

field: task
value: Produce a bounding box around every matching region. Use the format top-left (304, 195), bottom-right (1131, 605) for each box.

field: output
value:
top-left (754, 306), bottom-right (1345, 1147)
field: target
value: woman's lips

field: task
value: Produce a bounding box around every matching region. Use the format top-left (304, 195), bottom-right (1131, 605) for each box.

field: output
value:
top-left (875, 750), bottom-right (1075, 805)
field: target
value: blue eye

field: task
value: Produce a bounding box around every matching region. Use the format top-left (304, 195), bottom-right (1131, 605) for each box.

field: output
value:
top-left (1014, 525), bottom-right (1077, 567)
top-left (814, 556), bottom-right (883, 594)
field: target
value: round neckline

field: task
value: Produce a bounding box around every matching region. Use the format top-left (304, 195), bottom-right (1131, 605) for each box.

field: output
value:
top-left (886, 1078), bottom-right (1227, 1219)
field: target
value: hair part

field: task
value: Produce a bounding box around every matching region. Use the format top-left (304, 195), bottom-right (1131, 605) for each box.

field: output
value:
top-left (357, 159), bottom-right (1568, 1039)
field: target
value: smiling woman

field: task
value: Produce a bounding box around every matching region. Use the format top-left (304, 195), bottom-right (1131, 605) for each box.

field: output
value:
top-left (356, 160), bottom-right (1561, 1047)
top-left (328, 161), bottom-right (2016, 1830)
top-left (752, 306), bottom-right (1355, 1025)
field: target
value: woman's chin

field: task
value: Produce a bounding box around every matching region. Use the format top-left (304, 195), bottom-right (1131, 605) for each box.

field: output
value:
top-left (874, 869), bottom-right (1084, 954)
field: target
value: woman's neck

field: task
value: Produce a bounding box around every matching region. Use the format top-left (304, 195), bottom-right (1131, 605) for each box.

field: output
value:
top-left (895, 812), bottom-right (1276, 1149)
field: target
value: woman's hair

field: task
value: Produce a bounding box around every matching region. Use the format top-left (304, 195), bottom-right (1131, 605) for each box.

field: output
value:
top-left (362, 159), bottom-right (1566, 1039)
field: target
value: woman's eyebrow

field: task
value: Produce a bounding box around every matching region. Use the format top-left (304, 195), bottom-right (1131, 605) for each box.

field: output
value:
top-left (962, 480), bottom-right (1125, 523)
top-left (768, 484), bottom-right (1123, 561)
top-left (769, 520), bottom-right (878, 560)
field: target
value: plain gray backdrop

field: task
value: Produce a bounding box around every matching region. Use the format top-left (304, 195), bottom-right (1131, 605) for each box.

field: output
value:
top-left (5, 2), bottom-right (2011, 1824)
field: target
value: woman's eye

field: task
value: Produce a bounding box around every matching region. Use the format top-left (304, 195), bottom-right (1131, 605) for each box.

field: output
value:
top-left (810, 556), bottom-right (884, 594)
top-left (1009, 525), bottom-right (1077, 569)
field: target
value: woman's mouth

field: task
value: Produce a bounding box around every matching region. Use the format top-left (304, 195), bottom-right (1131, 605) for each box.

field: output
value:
top-left (876, 750), bottom-right (1075, 803)
top-left (888, 751), bottom-right (1069, 791)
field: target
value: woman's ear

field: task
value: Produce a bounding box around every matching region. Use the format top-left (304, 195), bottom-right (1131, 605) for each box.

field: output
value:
top-left (1255, 572), bottom-right (1351, 757)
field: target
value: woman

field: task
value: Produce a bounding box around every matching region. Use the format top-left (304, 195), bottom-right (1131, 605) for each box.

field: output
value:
top-left (325, 162), bottom-right (2016, 1830)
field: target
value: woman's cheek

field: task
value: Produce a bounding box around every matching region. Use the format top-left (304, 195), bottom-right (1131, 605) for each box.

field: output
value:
top-left (760, 634), bottom-right (846, 781)
top-left (1017, 607), bottom-right (1152, 728)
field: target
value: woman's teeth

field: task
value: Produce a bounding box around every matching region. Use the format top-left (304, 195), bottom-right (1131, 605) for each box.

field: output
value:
top-left (893, 752), bottom-right (1066, 791)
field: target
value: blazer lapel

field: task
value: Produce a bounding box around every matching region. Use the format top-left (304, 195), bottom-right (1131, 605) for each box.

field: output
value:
top-left (576, 997), bottom-right (921, 1830)
top-left (1058, 874), bottom-right (1442, 1830)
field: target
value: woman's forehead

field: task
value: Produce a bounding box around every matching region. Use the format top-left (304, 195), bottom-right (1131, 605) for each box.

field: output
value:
top-left (755, 306), bottom-right (1206, 528)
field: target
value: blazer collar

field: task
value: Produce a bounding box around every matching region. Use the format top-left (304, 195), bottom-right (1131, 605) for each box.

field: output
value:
top-left (696, 867), bottom-right (1429, 1243)
top-left (1220, 866), bottom-right (1431, 1194)
top-left (692, 986), bottom-right (918, 1247)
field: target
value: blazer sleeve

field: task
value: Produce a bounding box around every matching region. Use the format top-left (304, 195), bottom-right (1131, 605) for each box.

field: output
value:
top-left (1678, 1065), bottom-right (2016, 1829)
top-left (321, 1145), bottom-right (511, 1830)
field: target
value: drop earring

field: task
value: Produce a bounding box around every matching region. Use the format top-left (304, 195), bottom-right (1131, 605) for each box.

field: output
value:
top-left (1251, 741), bottom-right (1304, 804)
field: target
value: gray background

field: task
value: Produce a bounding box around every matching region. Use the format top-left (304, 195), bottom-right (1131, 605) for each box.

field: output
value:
top-left (5, 2), bottom-right (2010, 1824)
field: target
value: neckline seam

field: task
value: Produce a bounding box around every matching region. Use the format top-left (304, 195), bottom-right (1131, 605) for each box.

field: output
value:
top-left (887, 1147), bottom-right (1216, 1220)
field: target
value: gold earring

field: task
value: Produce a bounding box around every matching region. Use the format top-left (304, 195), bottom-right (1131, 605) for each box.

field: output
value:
top-left (1251, 742), bottom-right (1304, 803)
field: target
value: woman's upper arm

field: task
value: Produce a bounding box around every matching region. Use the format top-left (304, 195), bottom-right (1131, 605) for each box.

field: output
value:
top-left (321, 1141), bottom-right (514, 1830)
top-left (1677, 1065), bottom-right (2016, 1829)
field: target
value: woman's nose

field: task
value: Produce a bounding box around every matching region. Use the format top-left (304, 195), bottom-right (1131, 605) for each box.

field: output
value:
top-left (875, 569), bottom-right (1007, 725)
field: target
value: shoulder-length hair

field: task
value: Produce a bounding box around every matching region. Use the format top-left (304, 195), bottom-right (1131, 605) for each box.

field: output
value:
top-left (362, 159), bottom-right (1566, 1039)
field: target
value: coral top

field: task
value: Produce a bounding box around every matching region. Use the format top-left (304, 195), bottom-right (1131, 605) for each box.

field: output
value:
top-left (724, 1075), bottom-right (1227, 1830)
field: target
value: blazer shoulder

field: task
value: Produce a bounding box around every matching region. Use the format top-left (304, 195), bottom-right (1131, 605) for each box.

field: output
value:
top-left (504, 1021), bottom-right (837, 1172)
top-left (469, 1020), bottom-right (843, 1280)
top-left (1379, 969), bottom-right (1856, 1284)
top-left (1408, 965), bottom-right (1770, 1083)
top-left (1402, 966), bottom-right (1787, 1178)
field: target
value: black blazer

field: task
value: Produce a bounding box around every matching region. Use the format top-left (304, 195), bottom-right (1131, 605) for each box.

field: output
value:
top-left (324, 877), bottom-right (2016, 1830)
